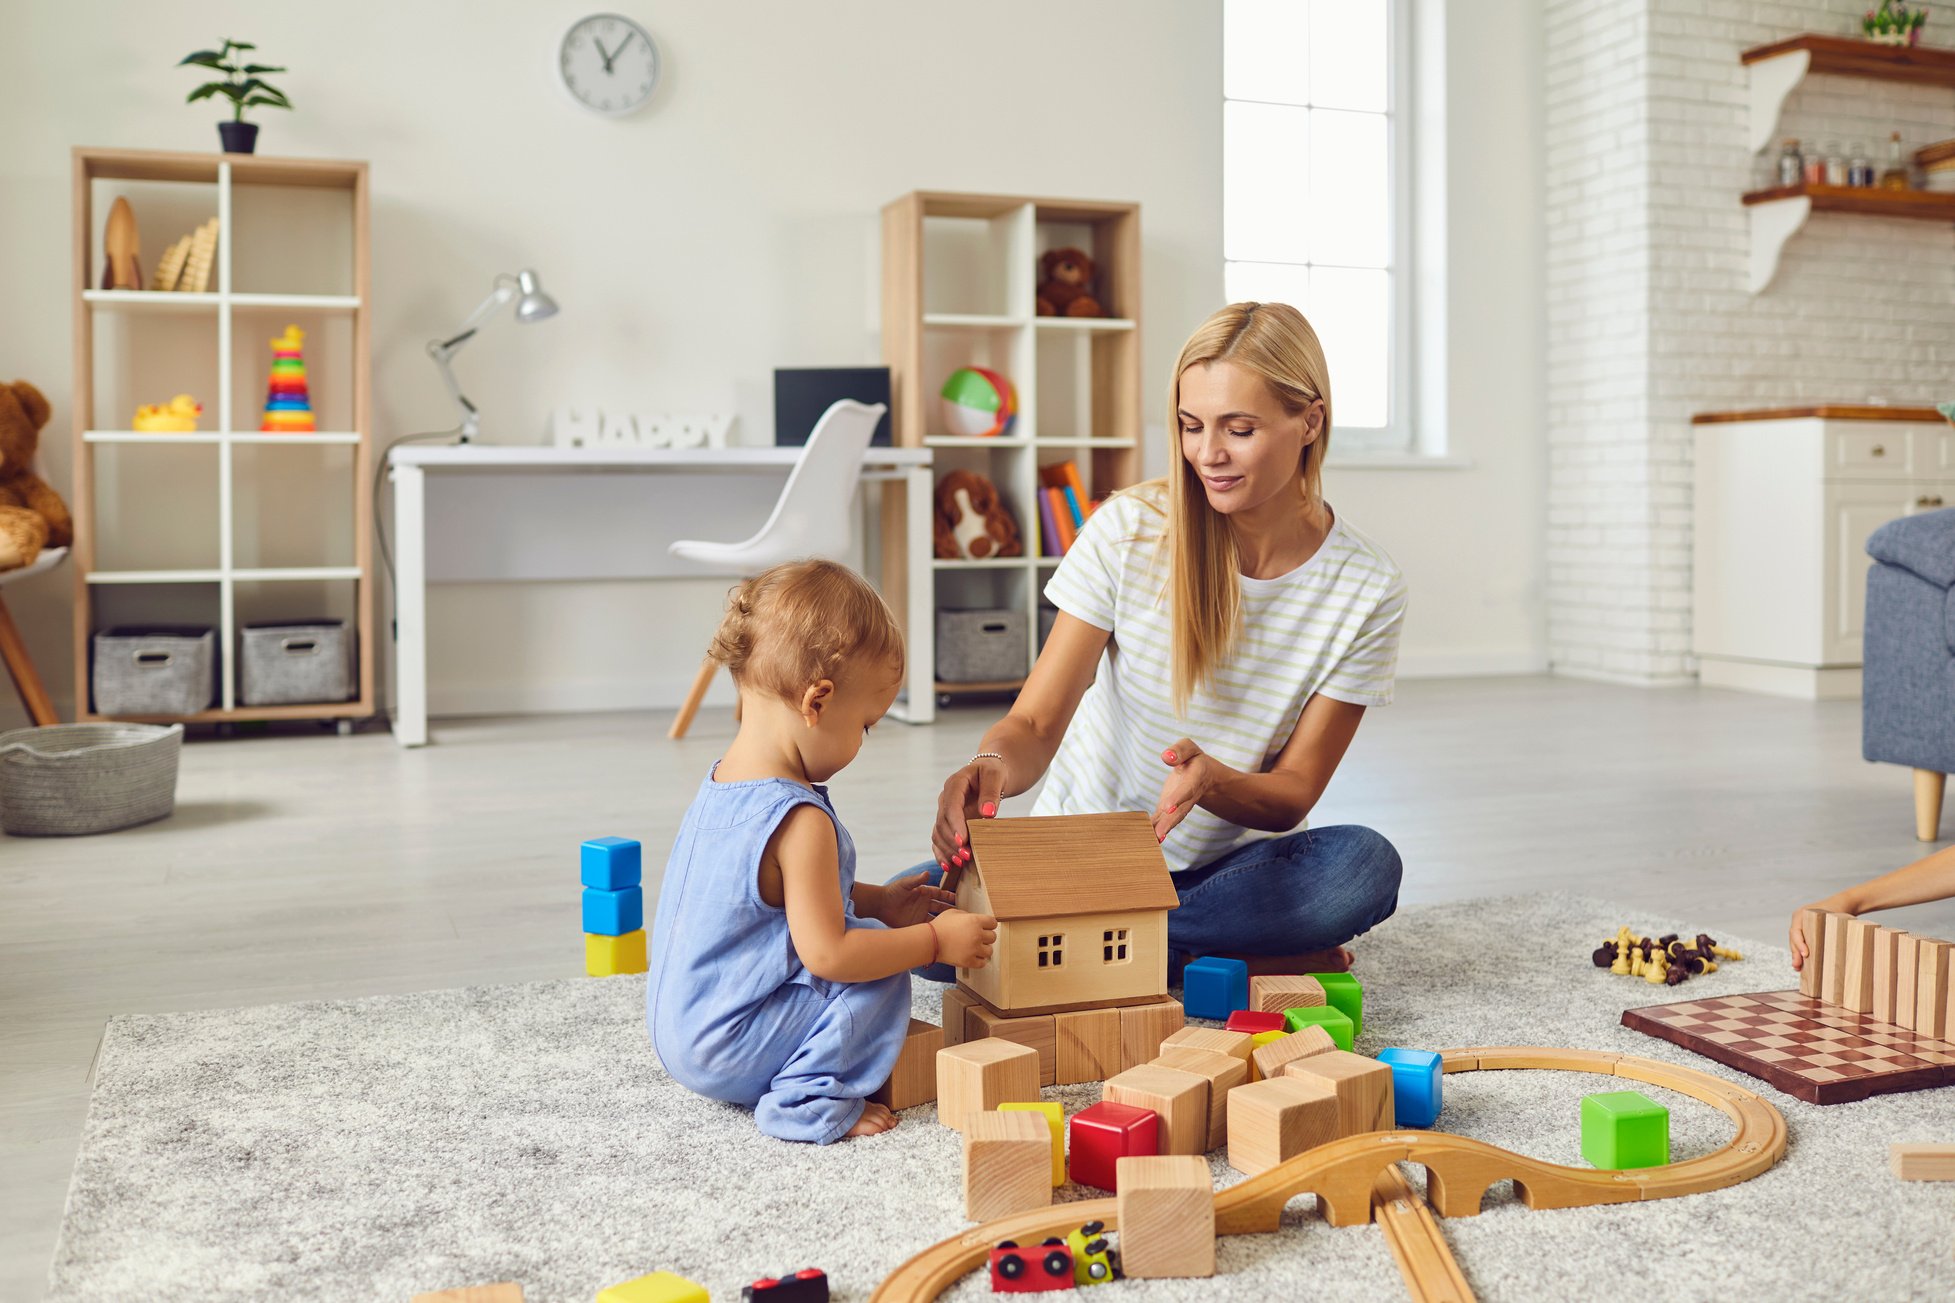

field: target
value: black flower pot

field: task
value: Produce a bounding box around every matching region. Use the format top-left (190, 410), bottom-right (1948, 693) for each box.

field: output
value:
top-left (217, 121), bottom-right (259, 154)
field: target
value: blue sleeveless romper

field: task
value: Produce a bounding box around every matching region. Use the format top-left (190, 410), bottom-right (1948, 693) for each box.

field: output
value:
top-left (646, 766), bottom-right (912, 1143)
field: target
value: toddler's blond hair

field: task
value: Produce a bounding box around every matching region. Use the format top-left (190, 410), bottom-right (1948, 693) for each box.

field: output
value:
top-left (708, 559), bottom-right (904, 704)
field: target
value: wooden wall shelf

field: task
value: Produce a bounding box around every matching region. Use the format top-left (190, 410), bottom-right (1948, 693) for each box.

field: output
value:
top-left (1744, 36), bottom-right (1955, 155)
top-left (1744, 183), bottom-right (1955, 292)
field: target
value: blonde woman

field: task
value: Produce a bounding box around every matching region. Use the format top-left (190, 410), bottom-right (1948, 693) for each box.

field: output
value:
top-left (898, 302), bottom-right (1406, 977)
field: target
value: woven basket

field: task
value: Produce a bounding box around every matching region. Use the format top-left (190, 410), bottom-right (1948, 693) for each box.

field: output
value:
top-left (0, 723), bottom-right (184, 837)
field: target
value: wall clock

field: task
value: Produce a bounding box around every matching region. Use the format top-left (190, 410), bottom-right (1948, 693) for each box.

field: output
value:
top-left (559, 14), bottom-right (660, 117)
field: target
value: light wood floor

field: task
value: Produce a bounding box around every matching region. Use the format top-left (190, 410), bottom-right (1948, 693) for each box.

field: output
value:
top-left (3, 675), bottom-right (1949, 1296)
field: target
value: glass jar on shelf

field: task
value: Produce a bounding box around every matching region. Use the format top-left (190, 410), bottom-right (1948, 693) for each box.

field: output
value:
top-left (1803, 144), bottom-right (1828, 186)
top-left (1777, 138), bottom-right (1804, 187)
top-left (1824, 142), bottom-right (1847, 187)
top-left (1848, 141), bottom-right (1875, 187)
top-left (1880, 131), bottom-right (1910, 190)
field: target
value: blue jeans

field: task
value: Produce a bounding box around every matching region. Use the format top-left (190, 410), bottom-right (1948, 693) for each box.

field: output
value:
top-left (892, 825), bottom-right (1402, 984)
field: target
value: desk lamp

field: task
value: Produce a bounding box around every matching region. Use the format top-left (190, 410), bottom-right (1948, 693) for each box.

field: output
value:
top-left (426, 269), bottom-right (559, 443)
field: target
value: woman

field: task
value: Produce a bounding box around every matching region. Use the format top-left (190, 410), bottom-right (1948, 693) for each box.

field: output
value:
top-left (904, 301), bottom-right (1405, 977)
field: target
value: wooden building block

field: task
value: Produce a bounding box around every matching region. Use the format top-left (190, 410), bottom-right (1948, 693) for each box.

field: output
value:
top-left (870, 1018), bottom-right (944, 1112)
top-left (1103, 1062), bottom-right (1209, 1155)
top-left (1000, 1100), bottom-right (1066, 1186)
top-left (937, 1039), bottom-right (1040, 1131)
top-left (1250, 973), bottom-right (1324, 1014)
top-left (1227, 1074), bottom-right (1338, 1175)
top-left (942, 986), bottom-right (980, 1047)
top-left (1161, 1025), bottom-right (1255, 1065)
top-left (1249, 1025), bottom-right (1337, 1084)
top-left (1890, 1143), bottom-right (1955, 1181)
top-left (1797, 908), bottom-right (1827, 1000)
top-left (1153, 1045), bottom-right (1249, 1150)
top-left (1281, 1049), bottom-right (1395, 1138)
top-left (1945, 954), bottom-right (1955, 1043)
top-left (1917, 939), bottom-right (1952, 1036)
top-left (969, 1005), bottom-right (1058, 1086)
top-left (1055, 1007), bottom-right (1121, 1084)
top-left (1114, 1154), bottom-right (1215, 1278)
top-left (1247, 1028), bottom-right (1287, 1079)
top-left (1118, 996), bottom-right (1185, 1071)
top-left (1822, 912), bottom-right (1849, 1006)
top-left (595, 1273), bottom-right (707, 1303)
top-left (1897, 932), bottom-right (1922, 1029)
top-left (1872, 927), bottom-right (1906, 1025)
top-left (963, 1111), bottom-right (1053, 1221)
top-left (1841, 918), bottom-right (1878, 1014)
top-left (411, 1286), bottom-right (524, 1303)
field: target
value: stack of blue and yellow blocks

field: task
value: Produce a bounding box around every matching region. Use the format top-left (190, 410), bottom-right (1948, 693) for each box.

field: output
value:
top-left (583, 836), bottom-right (648, 976)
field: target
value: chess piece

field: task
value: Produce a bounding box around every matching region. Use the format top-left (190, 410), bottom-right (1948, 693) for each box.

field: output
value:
top-left (1630, 948), bottom-right (1645, 978)
top-left (1644, 950), bottom-right (1669, 985)
top-left (1593, 941), bottom-right (1618, 969)
top-left (1612, 944), bottom-right (1632, 976)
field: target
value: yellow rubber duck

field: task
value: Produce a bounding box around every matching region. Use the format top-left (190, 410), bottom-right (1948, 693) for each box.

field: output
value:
top-left (132, 394), bottom-right (203, 433)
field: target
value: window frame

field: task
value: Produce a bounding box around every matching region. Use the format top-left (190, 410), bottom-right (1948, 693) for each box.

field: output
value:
top-left (1222, 0), bottom-right (1417, 454)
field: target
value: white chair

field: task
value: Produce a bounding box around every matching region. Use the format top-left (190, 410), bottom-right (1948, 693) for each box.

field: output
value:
top-left (666, 398), bottom-right (888, 739)
top-left (0, 545), bottom-right (69, 726)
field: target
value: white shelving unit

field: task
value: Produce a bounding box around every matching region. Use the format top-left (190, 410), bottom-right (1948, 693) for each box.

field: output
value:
top-left (71, 147), bottom-right (373, 725)
top-left (881, 191), bottom-right (1143, 699)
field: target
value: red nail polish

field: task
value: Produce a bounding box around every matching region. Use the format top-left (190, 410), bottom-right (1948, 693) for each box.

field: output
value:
top-left (1166, 804), bottom-right (1176, 814)
top-left (981, 801), bottom-right (996, 818)
top-left (955, 831), bottom-right (964, 846)
top-left (1163, 750), bottom-right (1176, 762)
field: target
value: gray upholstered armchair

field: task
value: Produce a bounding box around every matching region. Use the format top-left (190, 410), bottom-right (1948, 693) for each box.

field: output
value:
top-left (1862, 507), bottom-right (1955, 841)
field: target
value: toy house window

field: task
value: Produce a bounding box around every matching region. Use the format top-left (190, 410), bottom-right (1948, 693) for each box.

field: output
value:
top-left (1038, 934), bottom-right (1065, 968)
top-left (1102, 928), bottom-right (1130, 964)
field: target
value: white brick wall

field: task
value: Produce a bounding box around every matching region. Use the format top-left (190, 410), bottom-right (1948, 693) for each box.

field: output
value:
top-left (1546, 0), bottom-right (1955, 680)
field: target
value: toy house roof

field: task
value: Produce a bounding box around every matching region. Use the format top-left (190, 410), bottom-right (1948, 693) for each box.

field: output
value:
top-left (963, 812), bottom-right (1180, 920)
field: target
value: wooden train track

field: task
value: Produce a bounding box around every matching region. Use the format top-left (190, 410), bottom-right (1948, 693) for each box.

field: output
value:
top-left (869, 1047), bottom-right (1787, 1303)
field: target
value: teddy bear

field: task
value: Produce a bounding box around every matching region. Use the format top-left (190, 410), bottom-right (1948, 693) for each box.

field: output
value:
top-left (1036, 246), bottom-right (1104, 318)
top-left (0, 380), bottom-right (74, 572)
top-left (933, 468), bottom-right (1023, 561)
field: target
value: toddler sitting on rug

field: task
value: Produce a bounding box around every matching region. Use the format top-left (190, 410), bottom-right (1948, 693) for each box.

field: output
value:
top-left (647, 559), bottom-right (997, 1142)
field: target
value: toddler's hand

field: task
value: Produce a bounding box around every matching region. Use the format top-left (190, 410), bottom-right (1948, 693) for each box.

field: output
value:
top-left (933, 908), bottom-right (998, 969)
top-left (881, 870), bottom-right (956, 928)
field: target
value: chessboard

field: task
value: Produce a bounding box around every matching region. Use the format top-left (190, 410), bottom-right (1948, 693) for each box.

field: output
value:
top-left (1622, 989), bottom-right (1955, 1105)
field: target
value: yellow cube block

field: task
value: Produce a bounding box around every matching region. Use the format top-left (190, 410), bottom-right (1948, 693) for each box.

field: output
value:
top-left (1249, 1028), bottom-right (1288, 1080)
top-left (586, 930), bottom-right (647, 976)
top-left (595, 1271), bottom-right (707, 1303)
top-left (1001, 1099), bottom-right (1066, 1186)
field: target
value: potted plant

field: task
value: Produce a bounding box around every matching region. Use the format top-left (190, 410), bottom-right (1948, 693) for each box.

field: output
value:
top-left (1863, 1), bottom-right (1929, 46)
top-left (178, 39), bottom-right (291, 154)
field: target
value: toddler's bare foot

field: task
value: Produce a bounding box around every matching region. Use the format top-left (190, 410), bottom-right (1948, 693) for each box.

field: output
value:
top-left (1223, 947), bottom-right (1355, 977)
top-left (845, 1102), bottom-right (899, 1138)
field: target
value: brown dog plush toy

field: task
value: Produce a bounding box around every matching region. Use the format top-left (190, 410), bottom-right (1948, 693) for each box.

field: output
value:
top-left (0, 381), bottom-right (74, 571)
top-left (1036, 246), bottom-right (1104, 318)
top-left (933, 469), bottom-right (1023, 560)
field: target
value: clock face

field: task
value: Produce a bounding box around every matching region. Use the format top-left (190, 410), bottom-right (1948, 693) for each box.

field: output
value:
top-left (559, 14), bottom-right (659, 116)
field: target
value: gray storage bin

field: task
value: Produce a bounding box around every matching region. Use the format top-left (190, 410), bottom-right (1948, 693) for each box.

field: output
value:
top-left (92, 626), bottom-right (216, 716)
top-left (240, 621), bottom-right (352, 706)
top-left (936, 607), bottom-right (1028, 683)
top-left (0, 723), bottom-right (183, 836)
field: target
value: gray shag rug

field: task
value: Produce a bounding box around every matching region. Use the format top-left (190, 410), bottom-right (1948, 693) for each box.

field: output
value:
top-left (47, 895), bottom-right (1955, 1302)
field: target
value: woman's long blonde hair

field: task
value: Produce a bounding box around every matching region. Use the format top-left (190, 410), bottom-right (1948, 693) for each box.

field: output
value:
top-left (1150, 301), bottom-right (1333, 714)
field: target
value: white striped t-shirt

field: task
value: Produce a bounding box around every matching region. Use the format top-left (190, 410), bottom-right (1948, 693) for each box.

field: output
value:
top-left (1033, 484), bottom-right (1407, 873)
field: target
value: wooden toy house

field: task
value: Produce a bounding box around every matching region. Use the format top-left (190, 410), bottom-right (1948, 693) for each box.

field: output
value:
top-left (953, 812), bottom-right (1180, 1016)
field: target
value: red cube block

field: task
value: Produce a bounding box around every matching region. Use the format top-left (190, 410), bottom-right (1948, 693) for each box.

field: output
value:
top-left (1067, 1101), bottom-right (1159, 1191)
top-left (1226, 1009), bottom-right (1287, 1035)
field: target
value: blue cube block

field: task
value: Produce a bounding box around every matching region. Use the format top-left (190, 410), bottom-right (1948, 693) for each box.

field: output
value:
top-left (1376, 1047), bottom-right (1443, 1128)
top-left (581, 836), bottom-right (642, 890)
top-left (582, 886), bottom-right (643, 936)
top-left (1182, 955), bottom-right (1250, 1021)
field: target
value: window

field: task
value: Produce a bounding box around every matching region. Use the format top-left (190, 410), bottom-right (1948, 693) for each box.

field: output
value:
top-left (1224, 0), bottom-right (1409, 447)
top-left (1102, 928), bottom-right (1130, 964)
top-left (1038, 934), bottom-right (1065, 969)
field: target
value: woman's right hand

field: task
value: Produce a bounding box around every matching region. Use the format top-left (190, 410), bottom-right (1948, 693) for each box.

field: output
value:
top-left (932, 908), bottom-right (999, 969)
top-left (932, 754), bottom-right (1009, 871)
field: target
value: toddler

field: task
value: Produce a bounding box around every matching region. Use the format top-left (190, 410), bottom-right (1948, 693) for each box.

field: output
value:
top-left (647, 559), bottom-right (997, 1142)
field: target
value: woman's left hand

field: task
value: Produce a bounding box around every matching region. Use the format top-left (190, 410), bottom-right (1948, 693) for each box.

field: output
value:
top-left (880, 870), bottom-right (957, 928)
top-left (1153, 738), bottom-right (1215, 842)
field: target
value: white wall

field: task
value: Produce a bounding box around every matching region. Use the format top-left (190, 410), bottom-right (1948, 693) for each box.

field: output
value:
top-left (0, 0), bottom-right (1552, 728)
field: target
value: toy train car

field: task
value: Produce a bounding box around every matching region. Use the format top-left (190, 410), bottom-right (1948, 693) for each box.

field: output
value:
top-left (742, 1267), bottom-right (828, 1302)
top-left (1066, 1221), bottom-right (1118, 1286)
top-left (989, 1238), bottom-right (1075, 1292)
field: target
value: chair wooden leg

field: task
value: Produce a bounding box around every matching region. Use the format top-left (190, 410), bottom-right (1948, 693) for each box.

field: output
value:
top-left (0, 592), bottom-right (58, 726)
top-left (0, 592), bottom-right (57, 726)
top-left (1915, 769), bottom-right (1946, 842)
top-left (668, 656), bottom-right (718, 740)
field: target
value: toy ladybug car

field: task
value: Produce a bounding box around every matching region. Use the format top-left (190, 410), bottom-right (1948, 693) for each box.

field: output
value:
top-left (742, 1267), bottom-right (828, 1302)
top-left (989, 1238), bottom-right (1075, 1292)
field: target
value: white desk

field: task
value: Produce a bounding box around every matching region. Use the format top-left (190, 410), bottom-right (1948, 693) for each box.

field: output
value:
top-left (387, 444), bottom-right (934, 746)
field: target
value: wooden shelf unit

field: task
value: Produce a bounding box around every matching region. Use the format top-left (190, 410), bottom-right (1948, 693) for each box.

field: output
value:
top-left (880, 191), bottom-right (1142, 698)
top-left (1742, 182), bottom-right (1955, 219)
top-left (1741, 34), bottom-right (1955, 87)
top-left (70, 146), bottom-right (373, 727)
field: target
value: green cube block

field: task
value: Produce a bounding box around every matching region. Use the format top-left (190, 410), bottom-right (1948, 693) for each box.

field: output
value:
top-left (1580, 1090), bottom-right (1669, 1170)
top-left (1308, 971), bottom-right (1364, 1035)
top-left (1282, 1004), bottom-right (1355, 1050)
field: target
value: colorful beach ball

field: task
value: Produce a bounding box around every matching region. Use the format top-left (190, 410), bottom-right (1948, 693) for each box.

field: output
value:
top-left (939, 366), bottom-right (1017, 438)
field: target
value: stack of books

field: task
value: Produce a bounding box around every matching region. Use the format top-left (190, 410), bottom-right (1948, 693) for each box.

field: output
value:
top-left (1037, 460), bottom-right (1100, 556)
